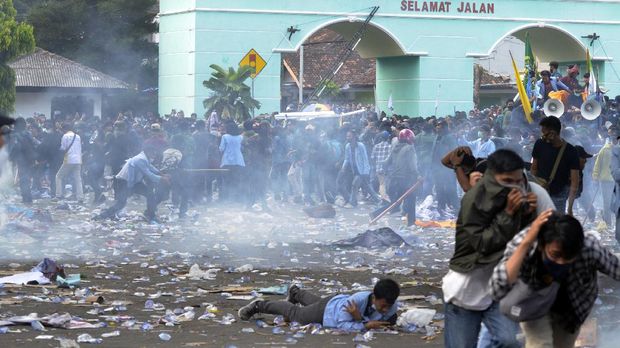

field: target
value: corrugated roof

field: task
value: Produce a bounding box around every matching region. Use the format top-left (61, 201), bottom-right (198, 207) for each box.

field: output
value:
top-left (8, 48), bottom-right (130, 89)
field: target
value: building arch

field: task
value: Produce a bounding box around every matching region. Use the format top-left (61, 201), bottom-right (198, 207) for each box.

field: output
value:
top-left (485, 23), bottom-right (587, 62)
top-left (292, 17), bottom-right (408, 58)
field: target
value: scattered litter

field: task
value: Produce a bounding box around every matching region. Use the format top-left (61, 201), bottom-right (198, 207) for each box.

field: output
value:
top-left (303, 204), bottom-right (336, 218)
top-left (334, 227), bottom-right (411, 249)
top-left (397, 308), bottom-right (437, 327)
top-left (77, 333), bottom-right (103, 344)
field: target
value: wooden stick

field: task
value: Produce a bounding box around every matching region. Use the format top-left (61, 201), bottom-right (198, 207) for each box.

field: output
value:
top-left (369, 178), bottom-right (424, 225)
top-left (182, 169), bottom-right (230, 172)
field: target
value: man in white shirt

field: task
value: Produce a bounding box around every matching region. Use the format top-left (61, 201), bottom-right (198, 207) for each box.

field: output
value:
top-left (462, 125), bottom-right (496, 158)
top-left (54, 123), bottom-right (83, 202)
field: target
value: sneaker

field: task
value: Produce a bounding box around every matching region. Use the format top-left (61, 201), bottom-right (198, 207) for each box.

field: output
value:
top-left (238, 299), bottom-right (263, 321)
top-left (286, 285), bottom-right (300, 305)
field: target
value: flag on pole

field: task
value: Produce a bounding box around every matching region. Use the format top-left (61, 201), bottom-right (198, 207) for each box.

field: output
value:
top-left (524, 33), bottom-right (537, 76)
top-left (523, 32), bottom-right (538, 108)
top-left (586, 49), bottom-right (598, 98)
top-left (387, 93), bottom-right (394, 112)
top-left (510, 51), bottom-right (533, 124)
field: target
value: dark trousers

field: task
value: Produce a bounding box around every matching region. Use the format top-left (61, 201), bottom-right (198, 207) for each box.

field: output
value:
top-left (17, 164), bottom-right (33, 203)
top-left (258, 289), bottom-right (333, 325)
top-left (98, 179), bottom-right (158, 219)
top-left (48, 161), bottom-right (62, 197)
top-left (220, 165), bottom-right (244, 202)
top-left (435, 169), bottom-right (458, 212)
top-left (371, 177), bottom-right (417, 225)
top-left (270, 162), bottom-right (290, 196)
top-left (350, 174), bottom-right (380, 206)
top-left (85, 166), bottom-right (104, 202)
top-left (337, 167), bottom-right (353, 202)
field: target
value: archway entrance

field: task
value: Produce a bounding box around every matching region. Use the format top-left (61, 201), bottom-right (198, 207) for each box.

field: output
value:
top-left (476, 24), bottom-right (598, 108)
top-left (279, 17), bottom-right (423, 116)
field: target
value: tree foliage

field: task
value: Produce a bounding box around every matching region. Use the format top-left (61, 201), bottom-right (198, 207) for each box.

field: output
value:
top-left (24, 0), bottom-right (158, 90)
top-left (0, 0), bottom-right (35, 114)
top-left (203, 64), bottom-right (261, 123)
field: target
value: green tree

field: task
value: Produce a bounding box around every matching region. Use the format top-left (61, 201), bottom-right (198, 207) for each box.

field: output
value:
top-left (26, 0), bottom-right (157, 89)
top-left (0, 0), bottom-right (35, 114)
top-left (203, 64), bottom-right (261, 123)
top-left (23, 0), bottom-right (158, 115)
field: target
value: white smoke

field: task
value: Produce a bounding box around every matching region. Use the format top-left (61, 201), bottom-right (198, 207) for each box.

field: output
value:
top-left (0, 147), bottom-right (15, 229)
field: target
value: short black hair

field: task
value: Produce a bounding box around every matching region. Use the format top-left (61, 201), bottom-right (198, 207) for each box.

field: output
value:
top-left (550, 61), bottom-right (559, 69)
top-left (539, 116), bottom-right (562, 133)
top-left (487, 149), bottom-right (524, 173)
top-left (373, 278), bottom-right (400, 305)
top-left (541, 70), bottom-right (551, 77)
top-left (538, 213), bottom-right (584, 260)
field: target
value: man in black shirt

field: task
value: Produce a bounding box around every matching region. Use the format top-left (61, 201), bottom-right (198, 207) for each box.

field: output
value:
top-left (531, 116), bottom-right (580, 215)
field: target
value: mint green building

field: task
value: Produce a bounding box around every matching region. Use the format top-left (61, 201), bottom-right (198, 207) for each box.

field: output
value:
top-left (158, 0), bottom-right (620, 117)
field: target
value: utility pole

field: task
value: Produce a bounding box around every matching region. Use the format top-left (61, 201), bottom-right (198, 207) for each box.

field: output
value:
top-left (299, 44), bottom-right (304, 108)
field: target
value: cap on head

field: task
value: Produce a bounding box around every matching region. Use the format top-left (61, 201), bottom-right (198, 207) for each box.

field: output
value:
top-left (398, 128), bottom-right (415, 144)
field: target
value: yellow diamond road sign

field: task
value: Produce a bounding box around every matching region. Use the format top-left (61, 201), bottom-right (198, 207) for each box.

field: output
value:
top-left (239, 48), bottom-right (266, 79)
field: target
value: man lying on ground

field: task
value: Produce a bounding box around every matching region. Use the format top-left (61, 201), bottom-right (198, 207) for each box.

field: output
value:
top-left (238, 278), bottom-right (400, 331)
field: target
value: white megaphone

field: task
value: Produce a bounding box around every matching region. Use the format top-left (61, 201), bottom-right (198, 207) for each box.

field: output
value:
top-left (580, 97), bottom-right (602, 120)
top-left (543, 98), bottom-right (565, 117)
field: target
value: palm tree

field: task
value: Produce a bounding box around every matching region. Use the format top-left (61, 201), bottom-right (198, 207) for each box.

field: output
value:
top-left (203, 64), bottom-right (261, 123)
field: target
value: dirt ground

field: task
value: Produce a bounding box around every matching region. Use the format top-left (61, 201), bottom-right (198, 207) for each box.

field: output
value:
top-left (1, 192), bottom-right (619, 347)
top-left (0, 265), bottom-right (445, 348)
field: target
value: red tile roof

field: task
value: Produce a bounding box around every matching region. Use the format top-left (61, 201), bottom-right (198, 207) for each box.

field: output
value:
top-left (282, 28), bottom-right (375, 88)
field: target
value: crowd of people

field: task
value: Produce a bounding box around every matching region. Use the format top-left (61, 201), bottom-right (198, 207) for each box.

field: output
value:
top-left (3, 91), bottom-right (620, 226)
top-left (4, 61), bottom-right (620, 347)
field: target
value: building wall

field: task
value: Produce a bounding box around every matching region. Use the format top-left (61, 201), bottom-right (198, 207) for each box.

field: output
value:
top-left (159, 0), bottom-right (620, 118)
top-left (13, 90), bottom-right (102, 119)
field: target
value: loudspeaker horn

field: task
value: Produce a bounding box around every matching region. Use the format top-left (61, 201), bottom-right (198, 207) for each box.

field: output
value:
top-left (543, 98), bottom-right (565, 117)
top-left (580, 97), bottom-right (602, 120)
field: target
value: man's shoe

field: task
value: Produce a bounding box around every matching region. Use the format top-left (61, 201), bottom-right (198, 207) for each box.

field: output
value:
top-left (238, 299), bottom-right (263, 321)
top-left (286, 285), bottom-right (300, 305)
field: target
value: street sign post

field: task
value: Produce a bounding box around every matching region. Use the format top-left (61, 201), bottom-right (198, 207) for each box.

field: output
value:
top-left (239, 49), bottom-right (266, 117)
top-left (239, 48), bottom-right (266, 79)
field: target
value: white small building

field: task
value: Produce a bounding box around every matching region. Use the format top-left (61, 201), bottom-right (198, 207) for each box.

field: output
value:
top-left (8, 48), bottom-right (130, 119)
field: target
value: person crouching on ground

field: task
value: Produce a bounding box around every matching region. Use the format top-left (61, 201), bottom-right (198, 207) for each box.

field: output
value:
top-left (238, 278), bottom-right (399, 331)
top-left (95, 146), bottom-right (169, 222)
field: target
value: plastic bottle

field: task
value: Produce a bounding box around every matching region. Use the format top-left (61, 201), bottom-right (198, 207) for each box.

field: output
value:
top-left (30, 321), bottom-right (45, 331)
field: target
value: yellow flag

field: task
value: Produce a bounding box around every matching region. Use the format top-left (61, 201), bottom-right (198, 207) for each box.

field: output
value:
top-left (510, 51), bottom-right (533, 124)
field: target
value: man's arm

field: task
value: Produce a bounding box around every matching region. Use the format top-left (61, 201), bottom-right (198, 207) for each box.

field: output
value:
top-left (218, 136), bottom-right (226, 153)
top-left (530, 158), bottom-right (538, 177)
top-left (611, 147), bottom-right (620, 182)
top-left (567, 169), bottom-right (579, 216)
top-left (136, 158), bottom-right (161, 184)
top-left (334, 294), bottom-right (367, 331)
top-left (342, 144), bottom-right (351, 170)
top-left (590, 235), bottom-right (620, 281)
top-left (556, 79), bottom-right (571, 92)
top-left (460, 189), bottom-right (524, 256)
top-left (59, 134), bottom-right (67, 151)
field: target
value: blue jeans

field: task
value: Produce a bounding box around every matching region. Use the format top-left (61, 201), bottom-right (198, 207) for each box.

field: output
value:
top-left (550, 186), bottom-right (570, 214)
top-left (444, 302), bottom-right (521, 348)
